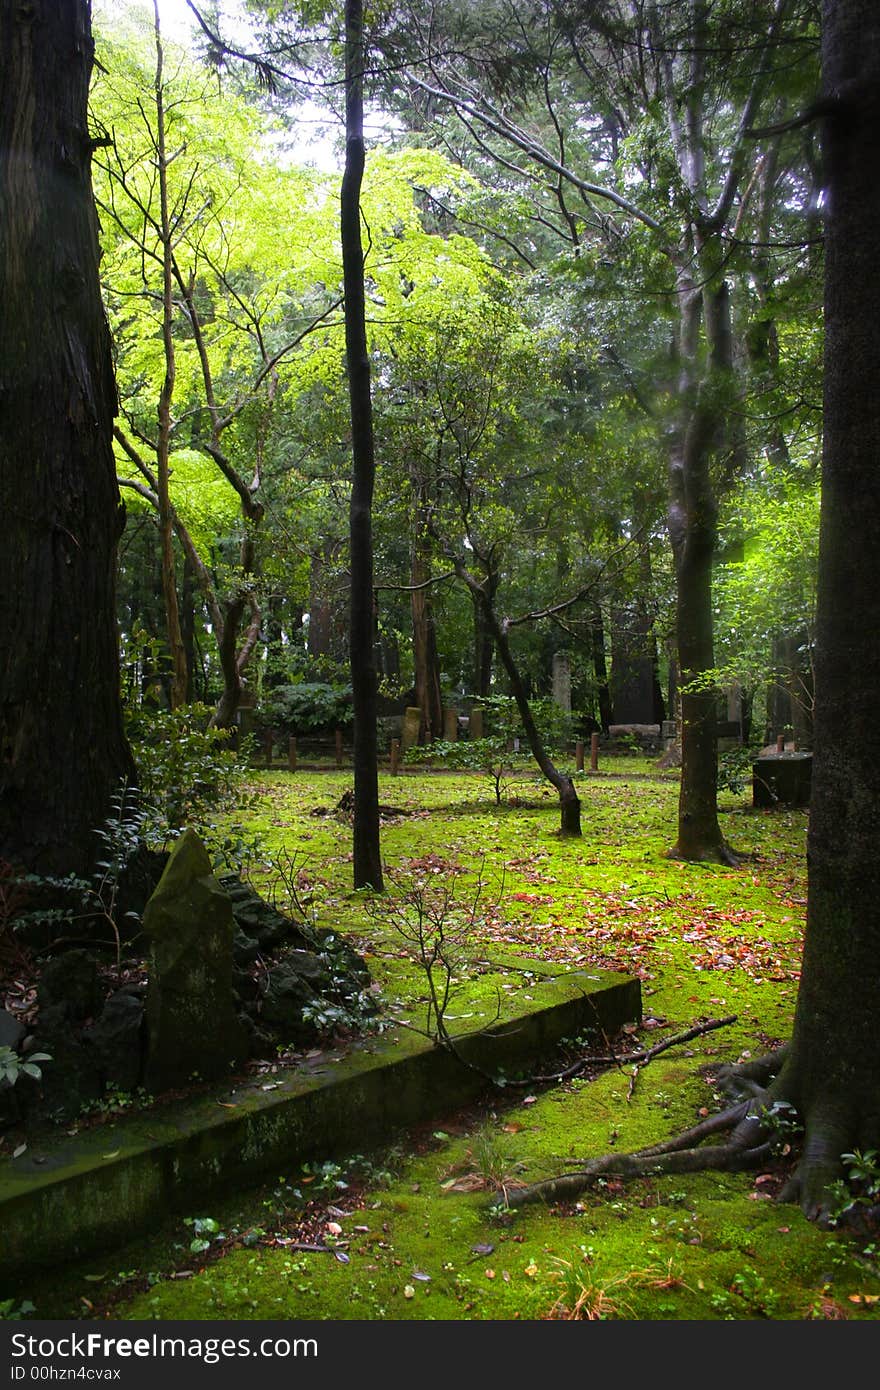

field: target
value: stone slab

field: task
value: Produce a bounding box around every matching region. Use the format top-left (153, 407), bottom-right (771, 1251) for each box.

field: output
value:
top-left (0, 965), bottom-right (640, 1283)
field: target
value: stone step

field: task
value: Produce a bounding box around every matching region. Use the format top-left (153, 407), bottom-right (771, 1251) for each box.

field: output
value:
top-left (0, 963), bottom-right (640, 1283)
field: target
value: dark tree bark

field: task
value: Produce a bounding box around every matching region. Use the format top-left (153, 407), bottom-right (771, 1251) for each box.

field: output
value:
top-left (0, 0), bottom-right (134, 875)
top-left (152, 3), bottom-right (188, 711)
top-left (668, 275), bottom-right (738, 864)
top-left (342, 0), bottom-right (383, 890)
top-left (765, 0), bottom-right (880, 1217)
top-left (410, 485), bottom-right (443, 741)
top-left (589, 602), bottom-right (613, 732)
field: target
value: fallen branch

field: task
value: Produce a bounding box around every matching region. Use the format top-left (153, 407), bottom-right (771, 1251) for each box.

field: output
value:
top-left (503, 1013), bottom-right (737, 1090)
top-left (626, 1015), bottom-right (738, 1100)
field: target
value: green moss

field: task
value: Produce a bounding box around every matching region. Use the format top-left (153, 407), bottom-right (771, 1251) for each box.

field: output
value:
top-left (9, 766), bottom-right (877, 1322)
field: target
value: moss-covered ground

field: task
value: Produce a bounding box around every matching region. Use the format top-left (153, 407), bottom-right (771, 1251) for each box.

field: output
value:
top-left (11, 759), bottom-right (880, 1321)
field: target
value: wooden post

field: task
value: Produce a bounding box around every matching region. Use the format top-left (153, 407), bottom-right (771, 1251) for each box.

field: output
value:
top-left (288, 736), bottom-right (297, 773)
top-left (335, 727), bottom-right (344, 767)
top-left (390, 738), bottom-right (400, 776)
top-left (575, 740), bottom-right (584, 772)
top-left (590, 732), bottom-right (600, 772)
top-left (776, 733), bottom-right (785, 753)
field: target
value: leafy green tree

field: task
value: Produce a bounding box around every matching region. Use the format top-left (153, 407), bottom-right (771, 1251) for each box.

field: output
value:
top-left (386, 0), bottom-right (819, 860)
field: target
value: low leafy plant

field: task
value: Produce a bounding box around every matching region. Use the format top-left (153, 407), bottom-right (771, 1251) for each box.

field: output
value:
top-left (11, 780), bottom-right (144, 961)
top-left (827, 1148), bottom-right (880, 1228)
top-left (0, 1045), bottom-right (51, 1087)
top-left (407, 737), bottom-right (527, 804)
top-left (127, 703), bottom-right (253, 840)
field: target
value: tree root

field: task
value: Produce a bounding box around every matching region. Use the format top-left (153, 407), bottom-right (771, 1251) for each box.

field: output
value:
top-left (502, 1040), bottom-right (879, 1225)
top-left (505, 1058), bottom-right (782, 1209)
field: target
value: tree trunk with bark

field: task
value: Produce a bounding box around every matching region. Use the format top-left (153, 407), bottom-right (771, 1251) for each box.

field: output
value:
top-left (766, 0), bottom-right (880, 1216)
top-left (0, 0), bottom-right (134, 875)
top-left (410, 489), bottom-right (443, 742)
top-left (668, 272), bottom-right (737, 864)
top-left (342, 0), bottom-right (383, 890)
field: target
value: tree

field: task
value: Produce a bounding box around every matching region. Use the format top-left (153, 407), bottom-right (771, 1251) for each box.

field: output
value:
top-left (509, 0), bottom-right (880, 1222)
top-left (0, 0), bottom-right (133, 876)
top-left (343, 0), bottom-right (384, 891)
top-left (388, 0), bottom-right (818, 861)
top-left (769, 0), bottom-right (880, 1217)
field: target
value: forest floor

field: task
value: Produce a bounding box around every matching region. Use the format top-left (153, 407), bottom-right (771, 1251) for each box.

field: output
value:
top-left (11, 758), bottom-right (880, 1322)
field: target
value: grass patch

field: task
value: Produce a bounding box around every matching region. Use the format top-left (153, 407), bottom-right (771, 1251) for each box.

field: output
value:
top-left (10, 760), bottom-right (880, 1321)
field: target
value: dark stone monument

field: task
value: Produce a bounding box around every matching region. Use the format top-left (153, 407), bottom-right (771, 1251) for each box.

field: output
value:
top-left (752, 752), bottom-right (813, 808)
top-left (143, 829), bottom-right (248, 1092)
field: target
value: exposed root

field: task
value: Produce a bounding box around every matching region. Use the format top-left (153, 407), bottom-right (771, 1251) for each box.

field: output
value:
top-left (504, 1042), bottom-right (879, 1228)
top-left (506, 1137), bottom-right (772, 1208)
top-left (506, 1064), bottom-right (782, 1210)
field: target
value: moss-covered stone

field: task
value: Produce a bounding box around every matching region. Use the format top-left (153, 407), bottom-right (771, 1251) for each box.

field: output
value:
top-left (143, 829), bottom-right (248, 1092)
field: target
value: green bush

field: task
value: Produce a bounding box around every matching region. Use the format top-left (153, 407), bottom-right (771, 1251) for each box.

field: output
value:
top-left (259, 682), bottom-right (353, 736)
top-left (127, 703), bottom-right (252, 838)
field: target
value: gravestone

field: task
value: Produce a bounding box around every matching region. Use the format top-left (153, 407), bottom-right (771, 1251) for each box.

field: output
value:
top-left (552, 651), bottom-right (572, 713)
top-left (143, 829), bottom-right (248, 1092)
top-left (443, 706), bottom-right (459, 741)
top-left (752, 752), bottom-right (813, 808)
top-left (401, 705), bottom-right (422, 752)
top-left (469, 706), bottom-right (484, 740)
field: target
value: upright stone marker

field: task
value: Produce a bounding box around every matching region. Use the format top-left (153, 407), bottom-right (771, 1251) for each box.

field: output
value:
top-left (401, 706), bottom-right (421, 753)
top-left (143, 829), bottom-right (247, 1092)
top-left (443, 706), bottom-right (459, 741)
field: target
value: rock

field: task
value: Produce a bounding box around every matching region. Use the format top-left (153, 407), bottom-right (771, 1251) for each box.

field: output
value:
top-left (0, 1008), bottom-right (24, 1051)
top-left (260, 959), bottom-right (320, 1039)
top-left (27, 1003), bottom-right (103, 1122)
top-left (36, 949), bottom-right (103, 1022)
top-left (82, 992), bottom-right (145, 1091)
top-left (143, 829), bottom-right (248, 1092)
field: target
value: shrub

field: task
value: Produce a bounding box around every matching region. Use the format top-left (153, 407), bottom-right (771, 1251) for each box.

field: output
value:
top-left (126, 703), bottom-right (252, 839)
top-left (259, 683), bottom-right (353, 736)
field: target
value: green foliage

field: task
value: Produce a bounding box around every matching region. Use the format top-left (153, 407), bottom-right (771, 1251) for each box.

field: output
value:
top-left (828, 1149), bottom-right (880, 1228)
top-left (0, 1298), bottom-right (36, 1321)
top-left (10, 781), bottom-right (145, 959)
top-left (717, 743), bottom-right (760, 796)
top-left (0, 1045), bottom-right (51, 1087)
top-left (260, 683), bottom-right (353, 735)
top-left (127, 704), bottom-right (253, 840)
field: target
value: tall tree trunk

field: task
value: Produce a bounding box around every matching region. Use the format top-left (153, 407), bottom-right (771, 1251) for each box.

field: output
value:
top-left (472, 582), bottom-right (495, 698)
top-left (767, 0), bottom-right (880, 1217)
top-left (590, 602), bottom-right (613, 732)
top-left (0, 0), bottom-right (133, 876)
top-left (343, 0), bottom-right (383, 890)
top-left (152, 2), bottom-right (188, 709)
top-left (411, 542), bottom-right (443, 742)
top-left (668, 271), bottom-right (736, 863)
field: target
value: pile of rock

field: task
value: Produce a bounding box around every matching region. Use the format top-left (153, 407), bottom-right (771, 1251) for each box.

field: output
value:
top-left (1, 830), bottom-right (377, 1126)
